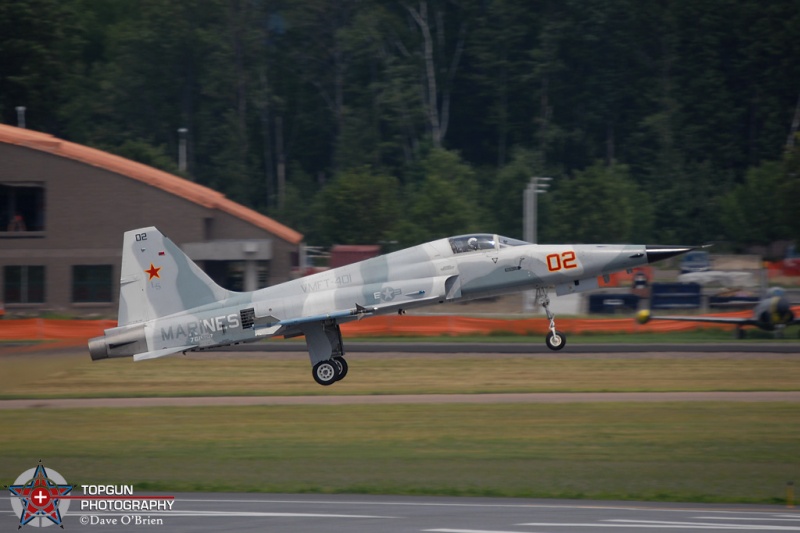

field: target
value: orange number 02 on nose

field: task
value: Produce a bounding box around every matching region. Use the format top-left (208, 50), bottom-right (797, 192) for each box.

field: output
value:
top-left (546, 251), bottom-right (578, 272)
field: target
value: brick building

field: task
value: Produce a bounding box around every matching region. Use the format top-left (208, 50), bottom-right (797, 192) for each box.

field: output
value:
top-left (0, 124), bottom-right (303, 316)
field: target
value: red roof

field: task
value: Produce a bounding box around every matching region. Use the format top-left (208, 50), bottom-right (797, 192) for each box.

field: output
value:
top-left (0, 124), bottom-right (303, 244)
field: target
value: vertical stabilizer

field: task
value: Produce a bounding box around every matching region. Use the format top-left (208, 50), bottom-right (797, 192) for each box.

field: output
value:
top-left (118, 227), bottom-right (230, 326)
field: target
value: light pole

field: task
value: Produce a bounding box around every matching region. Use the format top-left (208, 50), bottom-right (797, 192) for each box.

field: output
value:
top-left (523, 176), bottom-right (553, 311)
top-left (15, 106), bottom-right (26, 129)
top-left (523, 176), bottom-right (552, 244)
top-left (177, 128), bottom-right (188, 172)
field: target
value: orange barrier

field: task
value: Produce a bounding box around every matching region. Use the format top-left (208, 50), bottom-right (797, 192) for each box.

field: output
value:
top-left (0, 319), bottom-right (115, 342)
top-left (4, 308), bottom-right (797, 344)
top-left (597, 266), bottom-right (653, 288)
top-left (340, 311), bottom-right (755, 336)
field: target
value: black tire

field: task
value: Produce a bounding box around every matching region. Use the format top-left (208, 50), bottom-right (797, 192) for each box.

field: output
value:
top-left (332, 356), bottom-right (348, 381)
top-left (312, 361), bottom-right (338, 386)
top-left (545, 330), bottom-right (566, 351)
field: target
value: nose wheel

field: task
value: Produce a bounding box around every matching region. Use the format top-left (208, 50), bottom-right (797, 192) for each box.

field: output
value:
top-left (537, 288), bottom-right (566, 351)
top-left (545, 330), bottom-right (566, 350)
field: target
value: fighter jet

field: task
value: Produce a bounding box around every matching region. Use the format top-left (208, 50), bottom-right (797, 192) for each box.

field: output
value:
top-left (89, 227), bottom-right (692, 385)
top-left (636, 287), bottom-right (798, 338)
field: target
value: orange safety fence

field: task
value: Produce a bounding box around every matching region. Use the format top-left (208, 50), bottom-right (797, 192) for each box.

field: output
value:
top-left (3, 307), bottom-right (797, 344)
top-left (340, 310), bottom-right (755, 337)
top-left (0, 319), bottom-right (116, 342)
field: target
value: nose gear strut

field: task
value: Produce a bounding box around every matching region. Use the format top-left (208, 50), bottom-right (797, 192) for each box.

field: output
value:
top-left (536, 287), bottom-right (566, 350)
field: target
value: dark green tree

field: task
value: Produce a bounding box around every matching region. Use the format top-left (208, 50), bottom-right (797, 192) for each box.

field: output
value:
top-left (311, 167), bottom-right (401, 245)
top-left (0, 0), bottom-right (84, 132)
top-left (543, 161), bottom-right (652, 243)
top-left (389, 148), bottom-right (484, 246)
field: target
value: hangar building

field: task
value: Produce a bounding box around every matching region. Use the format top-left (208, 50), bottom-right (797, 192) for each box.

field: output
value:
top-left (0, 124), bottom-right (303, 316)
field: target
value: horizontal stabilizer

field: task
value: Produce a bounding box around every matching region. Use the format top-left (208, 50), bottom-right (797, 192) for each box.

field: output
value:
top-left (133, 345), bottom-right (193, 362)
top-left (254, 325), bottom-right (282, 337)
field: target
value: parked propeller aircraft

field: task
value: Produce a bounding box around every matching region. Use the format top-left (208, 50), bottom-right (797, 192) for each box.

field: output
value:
top-left (89, 227), bottom-right (692, 385)
top-left (636, 287), bottom-right (798, 338)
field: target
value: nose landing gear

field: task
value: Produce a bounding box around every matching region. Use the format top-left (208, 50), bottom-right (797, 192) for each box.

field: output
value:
top-left (537, 287), bottom-right (566, 351)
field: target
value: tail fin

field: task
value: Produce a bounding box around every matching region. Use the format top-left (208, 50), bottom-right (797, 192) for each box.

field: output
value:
top-left (118, 227), bottom-right (230, 326)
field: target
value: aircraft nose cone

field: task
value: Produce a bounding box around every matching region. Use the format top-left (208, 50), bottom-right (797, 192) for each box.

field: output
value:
top-left (645, 245), bottom-right (695, 264)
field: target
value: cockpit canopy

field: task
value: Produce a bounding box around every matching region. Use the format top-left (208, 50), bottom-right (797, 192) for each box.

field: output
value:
top-left (448, 234), bottom-right (528, 254)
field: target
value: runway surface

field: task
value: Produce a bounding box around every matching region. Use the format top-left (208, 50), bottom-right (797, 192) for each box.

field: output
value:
top-left (3, 493), bottom-right (797, 532)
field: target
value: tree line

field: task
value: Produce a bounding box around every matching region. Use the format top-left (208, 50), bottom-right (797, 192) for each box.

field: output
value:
top-left (1, 0), bottom-right (798, 253)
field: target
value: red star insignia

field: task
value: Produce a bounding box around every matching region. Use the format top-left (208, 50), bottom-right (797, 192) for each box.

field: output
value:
top-left (8, 464), bottom-right (73, 528)
top-left (145, 263), bottom-right (161, 280)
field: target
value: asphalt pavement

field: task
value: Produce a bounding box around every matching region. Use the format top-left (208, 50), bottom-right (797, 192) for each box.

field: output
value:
top-left (4, 493), bottom-right (797, 533)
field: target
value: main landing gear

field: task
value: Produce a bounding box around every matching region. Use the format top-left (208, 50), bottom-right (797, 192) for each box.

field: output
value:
top-left (304, 321), bottom-right (350, 386)
top-left (312, 356), bottom-right (348, 386)
top-left (536, 287), bottom-right (566, 351)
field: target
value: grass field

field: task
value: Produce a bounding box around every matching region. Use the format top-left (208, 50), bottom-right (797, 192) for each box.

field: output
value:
top-left (0, 402), bottom-right (797, 503)
top-left (1, 348), bottom-right (798, 504)
top-left (1, 349), bottom-right (800, 398)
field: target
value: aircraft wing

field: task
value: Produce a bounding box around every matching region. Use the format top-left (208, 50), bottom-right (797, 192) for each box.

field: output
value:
top-left (252, 309), bottom-right (360, 338)
top-left (636, 310), bottom-right (757, 326)
top-left (253, 292), bottom-right (446, 338)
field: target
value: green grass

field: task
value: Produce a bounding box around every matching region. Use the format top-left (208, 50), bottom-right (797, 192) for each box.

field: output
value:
top-left (0, 402), bottom-right (796, 503)
top-left (2, 345), bottom-right (798, 504)
top-left (2, 351), bottom-right (800, 398)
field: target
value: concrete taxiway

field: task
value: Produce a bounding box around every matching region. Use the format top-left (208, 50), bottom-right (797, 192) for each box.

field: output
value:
top-left (3, 493), bottom-right (797, 532)
top-left (2, 391), bottom-right (800, 409)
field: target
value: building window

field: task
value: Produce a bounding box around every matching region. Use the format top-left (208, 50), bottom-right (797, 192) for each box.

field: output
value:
top-left (73, 265), bottom-right (113, 303)
top-left (0, 183), bottom-right (46, 232)
top-left (4, 266), bottom-right (45, 303)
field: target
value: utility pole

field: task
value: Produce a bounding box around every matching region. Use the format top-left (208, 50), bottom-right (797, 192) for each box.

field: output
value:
top-left (177, 128), bottom-right (188, 173)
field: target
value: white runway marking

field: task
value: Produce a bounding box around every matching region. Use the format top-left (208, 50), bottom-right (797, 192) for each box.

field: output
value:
top-left (425, 530), bottom-right (537, 533)
top-left (696, 516), bottom-right (800, 522)
top-left (78, 510), bottom-right (394, 519)
top-left (428, 525), bottom-right (800, 533)
top-left (609, 518), bottom-right (800, 529)
top-left (515, 519), bottom-right (800, 530)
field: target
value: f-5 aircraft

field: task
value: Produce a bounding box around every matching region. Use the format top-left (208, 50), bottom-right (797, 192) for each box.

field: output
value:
top-left (636, 288), bottom-right (798, 338)
top-left (89, 227), bottom-right (692, 385)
